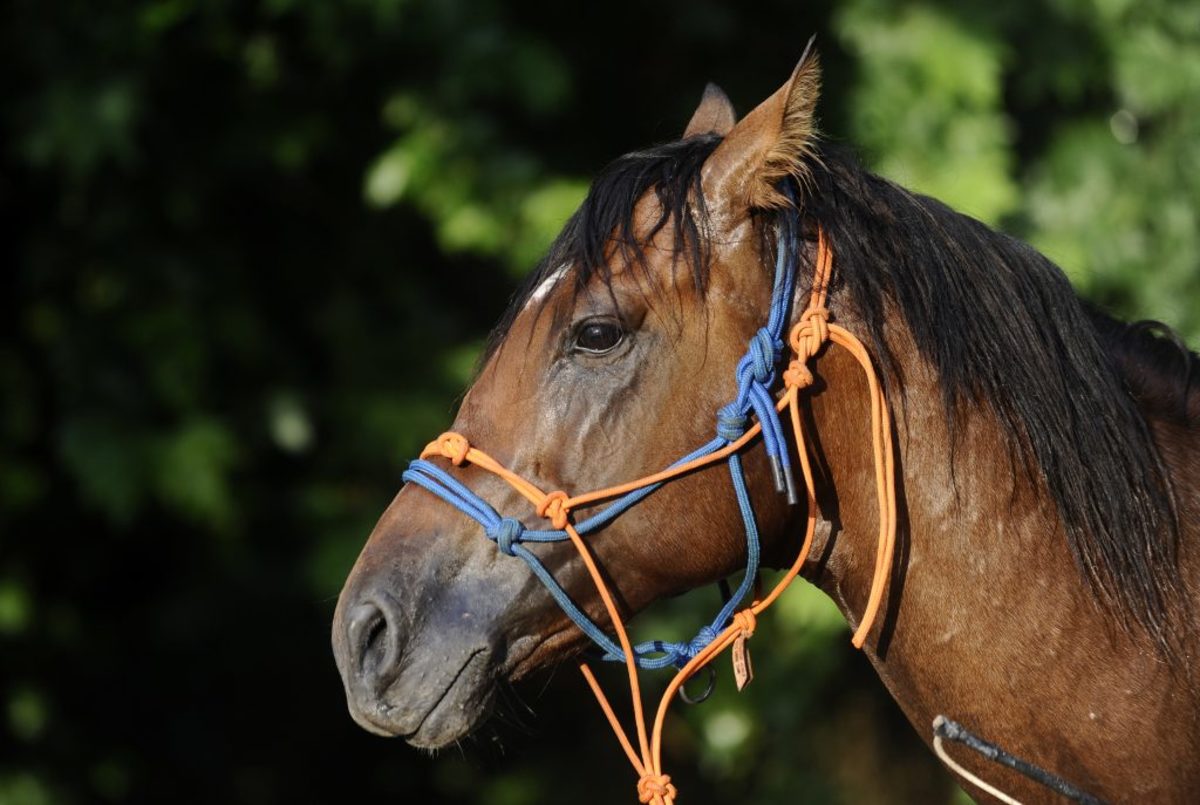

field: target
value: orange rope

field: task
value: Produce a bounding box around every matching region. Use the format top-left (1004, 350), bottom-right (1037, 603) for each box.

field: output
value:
top-left (418, 230), bottom-right (897, 803)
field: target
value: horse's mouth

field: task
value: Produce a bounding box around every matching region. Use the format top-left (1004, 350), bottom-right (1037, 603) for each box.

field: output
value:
top-left (348, 647), bottom-right (496, 750)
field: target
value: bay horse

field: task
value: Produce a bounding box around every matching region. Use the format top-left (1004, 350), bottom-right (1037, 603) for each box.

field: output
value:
top-left (332, 48), bottom-right (1200, 803)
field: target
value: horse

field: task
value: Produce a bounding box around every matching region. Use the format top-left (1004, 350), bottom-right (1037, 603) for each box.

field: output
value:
top-left (332, 47), bottom-right (1200, 803)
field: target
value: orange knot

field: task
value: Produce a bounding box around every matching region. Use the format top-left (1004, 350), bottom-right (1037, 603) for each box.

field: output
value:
top-left (536, 490), bottom-right (571, 529)
top-left (732, 609), bottom-right (757, 637)
top-left (422, 432), bottom-right (470, 466)
top-left (803, 305), bottom-right (830, 332)
top-left (637, 774), bottom-right (677, 803)
top-left (782, 359), bottom-right (814, 390)
top-left (789, 306), bottom-right (830, 356)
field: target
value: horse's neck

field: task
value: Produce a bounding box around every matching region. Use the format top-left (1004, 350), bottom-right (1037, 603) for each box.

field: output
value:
top-left (1144, 404), bottom-right (1200, 635)
top-left (799, 334), bottom-right (1200, 802)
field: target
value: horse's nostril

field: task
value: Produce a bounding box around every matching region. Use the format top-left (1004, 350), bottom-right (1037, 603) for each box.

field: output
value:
top-left (348, 603), bottom-right (382, 668)
top-left (346, 597), bottom-right (403, 690)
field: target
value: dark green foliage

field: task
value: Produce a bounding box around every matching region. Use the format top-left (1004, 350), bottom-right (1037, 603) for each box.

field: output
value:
top-left (1, 1), bottom-right (1195, 802)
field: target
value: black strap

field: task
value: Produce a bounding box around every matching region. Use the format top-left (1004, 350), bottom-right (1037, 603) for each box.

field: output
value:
top-left (933, 716), bottom-right (1106, 804)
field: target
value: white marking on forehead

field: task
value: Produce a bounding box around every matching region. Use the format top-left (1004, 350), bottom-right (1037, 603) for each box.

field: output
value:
top-left (525, 264), bottom-right (569, 308)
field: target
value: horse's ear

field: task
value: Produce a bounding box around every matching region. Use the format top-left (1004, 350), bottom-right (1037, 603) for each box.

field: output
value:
top-left (703, 38), bottom-right (821, 211)
top-left (683, 83), bottom-right (737, 138)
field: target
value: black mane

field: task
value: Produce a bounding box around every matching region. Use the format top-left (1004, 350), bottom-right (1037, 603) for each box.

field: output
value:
top-left (804, 149), bottom-right (1183, 644)
top-left (487, 137), bottom-right (1187, 645)
top-left (1088, 311), bottom-right (1200, 426)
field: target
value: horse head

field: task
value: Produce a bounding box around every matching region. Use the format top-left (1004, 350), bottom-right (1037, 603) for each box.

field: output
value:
top-left (332, 39), bottom-right (1200, 803)
top-left (332, 51), bottom-right (829, 749)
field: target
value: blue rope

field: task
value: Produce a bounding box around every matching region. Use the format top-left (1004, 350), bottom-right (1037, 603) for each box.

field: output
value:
top-left (401, 198), bottom-right (802, 670)
top-left (615, 453), bottom-right (763, 668)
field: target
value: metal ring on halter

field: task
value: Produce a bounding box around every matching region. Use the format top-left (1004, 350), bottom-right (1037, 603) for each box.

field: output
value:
top-left (677, 665), bottom-right (717, 705)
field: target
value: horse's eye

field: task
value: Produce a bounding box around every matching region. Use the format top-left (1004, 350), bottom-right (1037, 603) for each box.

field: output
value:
top-left (573, 320), bottom-right (624, 354)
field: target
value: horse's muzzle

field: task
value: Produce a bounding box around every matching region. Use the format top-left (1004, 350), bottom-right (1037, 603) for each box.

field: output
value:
top-left (333, 575), bottom-right (499, 748)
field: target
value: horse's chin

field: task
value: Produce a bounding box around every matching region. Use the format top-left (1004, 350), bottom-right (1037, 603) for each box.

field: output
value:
top-left (345, 649), bottom-right (497, 750)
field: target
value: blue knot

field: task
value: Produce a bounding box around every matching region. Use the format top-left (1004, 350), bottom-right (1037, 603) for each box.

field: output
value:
top-left (716, 410), bottom-right (747, 442)
top-left (747, 328), bottom-right (778, 384)
top-left (677, 625), bottom-right (719, 665)
top-left (487, 517), bottom-right (524, 556)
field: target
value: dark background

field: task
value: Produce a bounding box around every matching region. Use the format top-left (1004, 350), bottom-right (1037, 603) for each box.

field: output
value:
top-left (3, 1), bottom-right (1197, 802)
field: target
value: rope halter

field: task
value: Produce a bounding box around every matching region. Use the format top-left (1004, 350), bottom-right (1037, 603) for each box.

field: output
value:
top-left (401, 217), bottom-right (898, 803)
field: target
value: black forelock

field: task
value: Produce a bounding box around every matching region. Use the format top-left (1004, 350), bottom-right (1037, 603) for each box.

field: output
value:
top-left (482, 134), bottom-right (723, 366)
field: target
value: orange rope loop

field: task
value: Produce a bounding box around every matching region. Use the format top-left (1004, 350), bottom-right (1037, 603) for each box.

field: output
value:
top-left (407, 229), bottom-right (897, 802)
top-left (536, 490), bottom-right (571, 529)
top-left (422, 432), bottom-right (470, 466)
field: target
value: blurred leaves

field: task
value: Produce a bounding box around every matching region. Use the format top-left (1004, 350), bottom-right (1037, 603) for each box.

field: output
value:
top-left (365, 95), bottom-right (587, 271)
top-left (0, 580), bottom-right (32, 637)
top-left (836, 2), bottom-right (1018, 224)
top-left (154, 418), bottom-right (241, 532)
top-left (1024, 0), bottom-right (1200, 338)
top-left (7, 686), bottom-right (48, 743)
top-left (56, 416), bottom-right (239, 531)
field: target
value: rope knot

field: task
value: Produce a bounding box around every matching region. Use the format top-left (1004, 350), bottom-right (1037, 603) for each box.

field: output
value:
top-left (422, 432), bottom-right (470, 466)
top-left (536, 490), bottom-right (570, 529)
top-left (679, 625), bottom-right (719, 663)
top-left (487, 517), bottom-right (524, 556)
top-left (637, 774), bottom-right (676, 803)
top-left (732, 609), bottom-right (757, 637)
top-left (803, 305), bottom-right (830, 338)
top-left (782, 359), bottom-right (814, 390)
top-left (747, 328), bottom-right (779, 384)
top-left (715, 410), bottom-right (747, 442)
top-left (789, 306), bottom-right (830, 358)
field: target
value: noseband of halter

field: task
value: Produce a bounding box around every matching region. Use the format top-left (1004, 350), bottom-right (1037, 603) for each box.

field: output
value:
top-left (403, 211), bottom-right (898, 804)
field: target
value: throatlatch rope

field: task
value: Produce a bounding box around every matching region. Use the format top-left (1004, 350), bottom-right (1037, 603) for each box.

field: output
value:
top-left (402, 210), bottom-right (898, 803)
